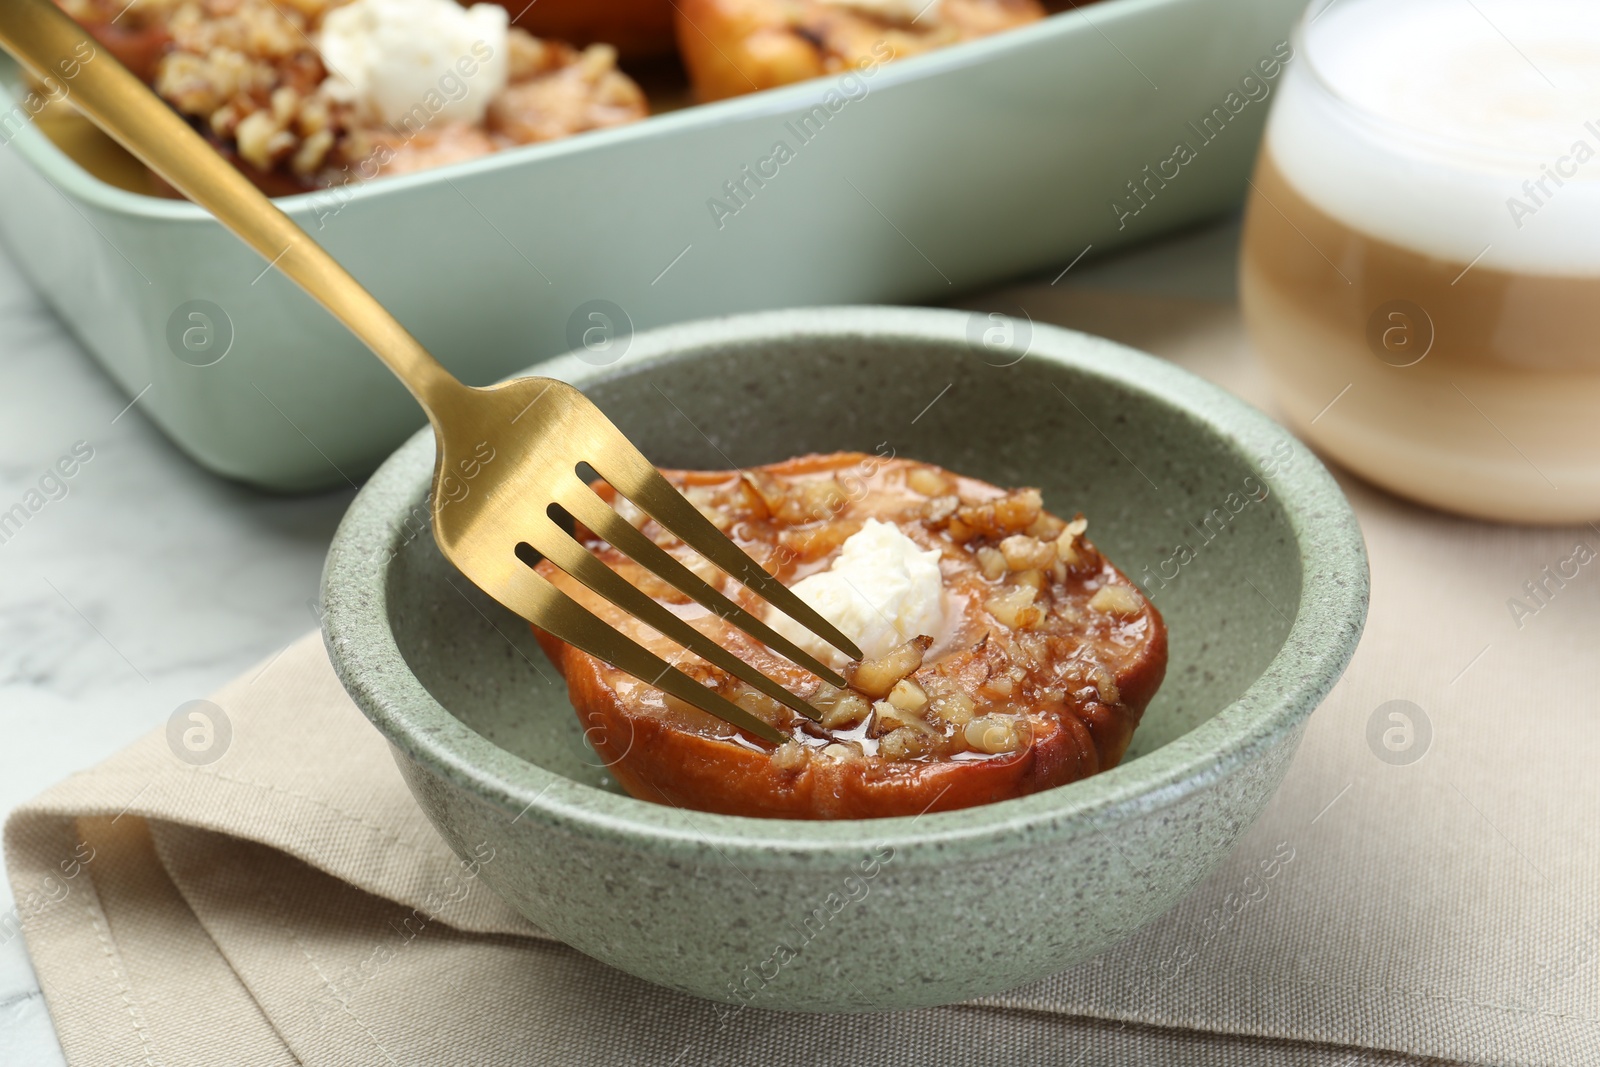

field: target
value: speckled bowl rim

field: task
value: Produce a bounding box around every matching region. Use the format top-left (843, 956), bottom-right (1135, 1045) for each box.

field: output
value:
top-left (322, 306), bottom-right (1369, 869)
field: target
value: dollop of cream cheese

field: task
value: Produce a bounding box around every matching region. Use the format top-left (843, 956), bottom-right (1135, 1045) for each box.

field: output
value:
top-left (319, 0), bottom-right (509, 127)
top-left (768, 519), bottom-right (945, 666)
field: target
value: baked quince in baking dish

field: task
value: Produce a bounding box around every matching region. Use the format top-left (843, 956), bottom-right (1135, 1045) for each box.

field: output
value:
top-left (674, 0), bottom-right (1048, 101)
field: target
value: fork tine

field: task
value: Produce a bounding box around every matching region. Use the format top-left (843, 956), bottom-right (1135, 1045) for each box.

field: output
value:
top-left (492, 561), bottom-right (789, 745)
top-left (590, 451), bottom-right (865, 663)
top-left (521, 518), bottom-right (823, 723)
top-left (556, 480), bottom-right (851, 689)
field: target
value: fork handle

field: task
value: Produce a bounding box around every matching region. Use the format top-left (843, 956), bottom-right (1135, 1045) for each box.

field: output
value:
top-left (0, 0), bottom-right (464, 412)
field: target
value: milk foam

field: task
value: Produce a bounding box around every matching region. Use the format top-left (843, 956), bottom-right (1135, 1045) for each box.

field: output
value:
top-left (1270, 0), bottom-right (1600, 273)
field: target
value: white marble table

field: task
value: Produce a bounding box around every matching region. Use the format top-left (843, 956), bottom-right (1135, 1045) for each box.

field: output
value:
top-left (0, 219), bottom-right (1240, 1063)
top-left (0, 241), bottom-right (362, 1064)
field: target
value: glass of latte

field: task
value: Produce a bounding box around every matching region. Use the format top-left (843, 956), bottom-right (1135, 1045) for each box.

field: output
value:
top-left (1241, 0), bottom-right (1600, 522)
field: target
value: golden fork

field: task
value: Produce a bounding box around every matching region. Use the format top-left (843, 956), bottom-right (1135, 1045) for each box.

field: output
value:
top-left (0, 0), bottom-right (862, 744)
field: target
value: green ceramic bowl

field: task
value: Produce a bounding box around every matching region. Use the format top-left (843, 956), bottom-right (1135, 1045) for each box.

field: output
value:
top-left (321, 306), bottom-right (1368, 1012)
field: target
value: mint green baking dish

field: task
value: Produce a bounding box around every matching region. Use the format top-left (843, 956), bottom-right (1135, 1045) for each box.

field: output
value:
top-left (0, 0), bottom-right (1304, 491)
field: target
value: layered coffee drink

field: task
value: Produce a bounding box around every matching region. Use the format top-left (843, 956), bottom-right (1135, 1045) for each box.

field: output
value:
top-left (1241, 0), bottom-right (1600, 522)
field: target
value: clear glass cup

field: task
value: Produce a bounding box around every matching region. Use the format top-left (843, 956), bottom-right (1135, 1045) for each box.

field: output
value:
top-left (1240, 0), bottom-right (1600, 523)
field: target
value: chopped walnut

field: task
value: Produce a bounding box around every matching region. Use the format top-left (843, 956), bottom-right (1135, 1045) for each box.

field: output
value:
top-left (814, 689), bottom-right (871, 730)
top-left (907, 468), bottom-right (953, 497)
top-left (771, 740), bottom-right (808, 771)
top-left (879, 727), bottom-right (935, 761)
top-left (1026, 513), bottom-right (1067, 540)
top-left (964, 715), bottom-right (1026, 755)
top-left (1089, 585), bottom-right (1143, 617)
top-left (778, 519), bottom-right (862, 560)
top-left (999, 534), bottom-right (1056, 571)
top-left (1013, 568), bottom-right (1045, 594)
top-left (847, 635), bottom-right (931, 698)
top-left (885, 678), bottom-right (929, 714)
top-left (924, 494), bottom-right (960, 523)
top-left (945, 487), bottom-right (1043, 541)
top-left (1056, 517), bottom-right (1089, 566)
top-left (986, 584), bottom-right (1044, 629)
top-left (869, 699), bottom-right (937, 738)
top-left (1091, 665), bottom-right (1121, 705)
top-left (732, 684), bottom-right (789, 726)
top-left (928, 690), bottom-right (976, 726)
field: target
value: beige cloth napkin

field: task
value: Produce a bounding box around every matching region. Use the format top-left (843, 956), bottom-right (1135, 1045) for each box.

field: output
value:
top-left (8, 294), bottom-right (1599, 1066)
